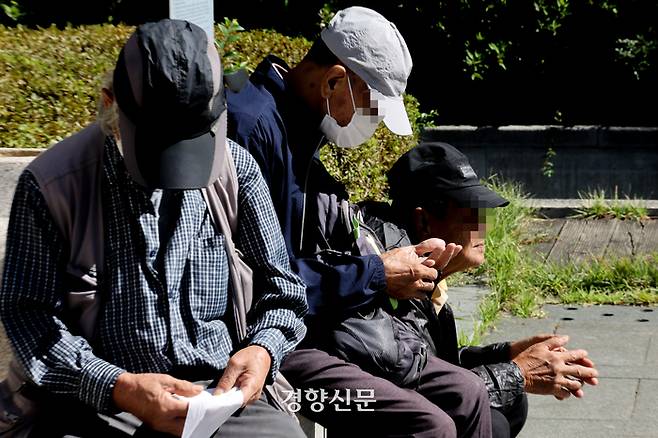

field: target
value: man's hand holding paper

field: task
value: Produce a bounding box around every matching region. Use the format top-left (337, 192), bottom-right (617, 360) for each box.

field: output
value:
top-left (112, 372), bottom-right (203, 436)
top-left (215, 345), bottom-right (272, 406)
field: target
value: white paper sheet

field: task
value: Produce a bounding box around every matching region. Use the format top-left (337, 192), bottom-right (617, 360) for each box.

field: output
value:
top-left (181, 387), bottom-right (244, 438)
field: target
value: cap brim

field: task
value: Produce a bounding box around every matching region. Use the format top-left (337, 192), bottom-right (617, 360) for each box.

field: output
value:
top-left (446, 184), bottom-right (510, 209)
top-left (378, 95), bottom-right (413, 136)
top-left (153, 132), bottom-right (217, 189)
top-left (119, 109), bottom-right (227, 189)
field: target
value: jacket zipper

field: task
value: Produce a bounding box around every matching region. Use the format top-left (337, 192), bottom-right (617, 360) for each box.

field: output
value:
top-left (299, 136), bottom-right (325, 252)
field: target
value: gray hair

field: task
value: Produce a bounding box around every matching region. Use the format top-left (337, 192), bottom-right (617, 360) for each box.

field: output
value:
top-left (96, 70), bottom-right (119, 136)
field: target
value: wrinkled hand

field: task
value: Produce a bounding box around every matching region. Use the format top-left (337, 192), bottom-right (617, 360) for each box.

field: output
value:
top-left (215, 345), bottom-right (272, 406)
top-left (112, 372), bottom-right (203, 436)
top-left (381, 238), bottom-right (462, 300)
top-left (509, 334), bottom-right (557, 358)
top-left (512, 335), bottom-right (599, 400)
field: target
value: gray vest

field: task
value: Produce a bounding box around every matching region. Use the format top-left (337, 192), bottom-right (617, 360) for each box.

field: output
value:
top-left (26, 123), bottom-right (106, 338)
top-left (25, 123), bottom-right (248, 340)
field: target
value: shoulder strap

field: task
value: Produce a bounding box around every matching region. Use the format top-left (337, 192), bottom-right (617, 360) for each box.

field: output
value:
top-left (202, 142), bottom-right (298, 416)
top-left (201, 141), bottom-right (252, 341)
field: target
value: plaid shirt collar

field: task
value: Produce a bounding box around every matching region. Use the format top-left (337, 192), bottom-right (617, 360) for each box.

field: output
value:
top-left (103, 136), bottom-right (155, 216)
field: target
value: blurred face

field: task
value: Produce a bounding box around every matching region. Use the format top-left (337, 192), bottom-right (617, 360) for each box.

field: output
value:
top-left (416, 202), bottom-right (493, 276)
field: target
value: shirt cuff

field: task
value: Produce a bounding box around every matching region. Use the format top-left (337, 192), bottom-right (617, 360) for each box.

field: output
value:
top-left (248, 328), bottom-right (286, 383)
top-left (459, 341), bottom-right (512, 368)
top-left (367, 254), bottom-right (387, 293)
top-left (78, 357), bottom-right (126, 413)
top-left (509, 359), bottom-right (526, 388)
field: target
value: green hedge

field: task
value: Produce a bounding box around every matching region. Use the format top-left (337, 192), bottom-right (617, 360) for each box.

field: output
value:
top-left (0, 24), bottom-right (314, 148)
top-left (5, 1), bottom-right (657, 124)
top-left (0, 24), bottom-right (133, 148)
top-left (0, 24), bottom-right (421, 201)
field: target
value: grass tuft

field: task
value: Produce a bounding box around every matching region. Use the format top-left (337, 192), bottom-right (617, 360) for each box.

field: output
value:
top-left (574, 189), bottom-right (648, 221)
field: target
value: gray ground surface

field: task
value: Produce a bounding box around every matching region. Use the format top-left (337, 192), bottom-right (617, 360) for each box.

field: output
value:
top-left (484, 304), bottom-right (658, 438)
top-left (0, 158), bottom-right (25, 379)
top-left (444, 283), bottom-right (490, 340)
top-left (448, 285), bottom-right (658, 437)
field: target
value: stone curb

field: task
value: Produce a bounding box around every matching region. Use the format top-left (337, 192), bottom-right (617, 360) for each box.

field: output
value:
top-left (0, 148), bottom-right (44, 157)
top-left (422, 125), bottom-right (658, 148)
top-left (3, 148), bottom-right (657, 217)
top-left (522, 199), bottom-right (658, 218)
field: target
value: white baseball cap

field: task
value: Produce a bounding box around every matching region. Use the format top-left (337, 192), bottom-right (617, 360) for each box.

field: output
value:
top-left (321, 6), bottom-right (413, 136)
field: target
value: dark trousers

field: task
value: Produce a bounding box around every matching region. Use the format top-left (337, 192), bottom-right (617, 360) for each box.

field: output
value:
top-left (491, 393), bottom-right (528, 438)
top-left (280, 348), bottom-right (492, 438)
top-left (28, 392), bottom-right (304, 438)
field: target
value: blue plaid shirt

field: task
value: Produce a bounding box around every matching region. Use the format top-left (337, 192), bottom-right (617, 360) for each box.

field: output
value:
top-left (0, 137), bottom-right (307, 413)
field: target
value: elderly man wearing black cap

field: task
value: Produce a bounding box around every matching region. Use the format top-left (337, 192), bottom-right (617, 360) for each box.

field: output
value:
top-left (362, 142), bottom-right (600, 438)
top-left (0, 20), bottom-right (307, 437)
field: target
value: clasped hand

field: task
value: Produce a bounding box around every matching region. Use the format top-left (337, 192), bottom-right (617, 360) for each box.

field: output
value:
top-left (511, 334), bottom-right (599, 400)
top-left (381, 238), bottom-right (462, 300)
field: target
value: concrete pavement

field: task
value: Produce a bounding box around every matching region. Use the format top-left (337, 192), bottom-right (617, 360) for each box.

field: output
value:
top-left (416, 284), bottom-right (658, 437)
top-left (0, 157), bottom-right (26, 378)
top-left (484, 304), bottom-right (658, 437)
top-left (442, 283), bottom-right (491, 341)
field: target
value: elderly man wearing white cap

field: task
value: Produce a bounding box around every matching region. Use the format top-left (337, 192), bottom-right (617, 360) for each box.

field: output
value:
top-left (227, 6), bottom-right (491, 438)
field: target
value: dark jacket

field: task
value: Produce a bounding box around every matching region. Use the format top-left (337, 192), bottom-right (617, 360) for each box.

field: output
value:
top-left (360, 201), bottom-right (525, 409)
top-left (226, 56), bottom-right (386, 327)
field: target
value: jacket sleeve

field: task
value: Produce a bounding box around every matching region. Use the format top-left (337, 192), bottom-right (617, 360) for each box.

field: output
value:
top-left (459, 342), bottom-right (512, 369)
top-left (0, 171), bottom-right (125, 413)
top-left (470, 362), bottom-right (525, 409)
top-left (459, 342), bottom-right (525, 409)
top-left (231, 142), bottom-right (308, 381)
top-left (292, 252), bottom-right (386, 320)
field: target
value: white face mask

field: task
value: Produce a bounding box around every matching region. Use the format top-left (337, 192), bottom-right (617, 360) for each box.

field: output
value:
top-left (319, 76), bottom-right (383, 148)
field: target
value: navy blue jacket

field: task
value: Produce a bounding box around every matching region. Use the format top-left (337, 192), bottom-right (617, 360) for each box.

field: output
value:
top-left (227, 56), bottom-right (386, 325)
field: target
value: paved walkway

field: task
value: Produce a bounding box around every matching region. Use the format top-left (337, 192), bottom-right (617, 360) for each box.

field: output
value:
top-left (0, 158), bottom-right (25, 378)
top-left (390, 283), bottom-right (658, 437)
top-left (484, 304), bottom-right (658, 437)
